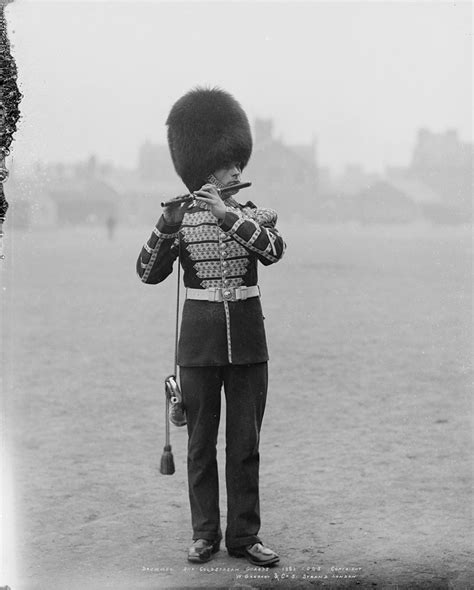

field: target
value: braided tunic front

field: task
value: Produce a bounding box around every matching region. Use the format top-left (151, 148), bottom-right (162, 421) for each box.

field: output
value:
top-left (136, 201), bottom-right (286, 365)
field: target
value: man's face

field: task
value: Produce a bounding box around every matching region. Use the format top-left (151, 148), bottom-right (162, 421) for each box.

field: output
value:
top-left (213, 162), bottom-right (242, 186)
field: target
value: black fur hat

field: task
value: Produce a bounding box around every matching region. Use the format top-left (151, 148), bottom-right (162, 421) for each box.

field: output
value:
top-left (166, 87), bottom-right (252, 192)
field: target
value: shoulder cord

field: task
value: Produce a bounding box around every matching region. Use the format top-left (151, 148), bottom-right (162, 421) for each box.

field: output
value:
top-left (164, 234), bottom-right (181, 453)
top-left (173, 234), bottom-right (181, 376)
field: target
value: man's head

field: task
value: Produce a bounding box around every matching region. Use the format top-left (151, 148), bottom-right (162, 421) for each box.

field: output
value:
top-left (166, 87), bottom-right (252, 192)
top-left (211, 163), bottom-right (242, 187)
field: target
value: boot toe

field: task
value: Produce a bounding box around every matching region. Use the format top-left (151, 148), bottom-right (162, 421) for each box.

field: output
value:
top-left (187, 539), bottom-right (220, 563)
top-left (228, 542), bottom-right (279, 567)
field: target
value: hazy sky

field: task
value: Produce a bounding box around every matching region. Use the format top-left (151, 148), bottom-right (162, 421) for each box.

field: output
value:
top-left (5, 0), bottom-right (473, 175)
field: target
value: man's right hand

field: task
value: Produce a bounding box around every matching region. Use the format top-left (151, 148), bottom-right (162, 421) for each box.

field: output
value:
top-left (162, 198), bottom-right (190, 225)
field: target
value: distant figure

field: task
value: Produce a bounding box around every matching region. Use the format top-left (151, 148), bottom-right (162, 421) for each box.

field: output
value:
top-left (105, 214), bottom-right (117, 240)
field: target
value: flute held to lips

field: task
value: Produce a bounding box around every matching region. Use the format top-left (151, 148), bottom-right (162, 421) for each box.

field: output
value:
top-left (161, 182), bottom-right (252, 208)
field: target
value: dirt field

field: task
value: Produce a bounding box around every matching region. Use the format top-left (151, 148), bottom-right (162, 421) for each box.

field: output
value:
top-left (1, 222), bottom-right (472, 589)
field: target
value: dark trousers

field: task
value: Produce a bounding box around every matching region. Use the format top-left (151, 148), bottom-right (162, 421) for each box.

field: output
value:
top-left (180, 363), bottom-right (268, 549)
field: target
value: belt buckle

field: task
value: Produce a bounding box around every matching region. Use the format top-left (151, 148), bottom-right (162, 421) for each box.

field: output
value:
top-left (221, 286), bottom-right (247, 301)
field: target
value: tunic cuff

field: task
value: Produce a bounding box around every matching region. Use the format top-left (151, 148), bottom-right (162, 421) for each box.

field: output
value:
top-left (218, 210), bottom-right (240, 233)
top-left (156, 215), bottom-right (182, 235)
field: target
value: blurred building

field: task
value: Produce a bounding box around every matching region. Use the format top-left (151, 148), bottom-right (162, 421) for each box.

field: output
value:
top-left (315, 164), bottom-right (382, 223)
top-left (320, 129), bottom-right (472, 225)
top-left (408, 128), bottom-right (473, 223)
top-left (244, 118), bottom-right (319, 221)
top-left (46, 157), bottom-right (120, 225)
top-left (49, 180), bottom-right (119, 226)
top-left (351, 180), bottom-right (424, 224)
top-left (8, 126), bottom-right (470, 229)
top-left (136, 140), bottom-right (178, 184)
top-left (105, 168), bottom-right (182, 225)
top-left (7, 157), bottom-right (121, 228)
top-left (6, 174), bottom-right (57, 229)
top-left (331, 164), bottom-right (380, 198)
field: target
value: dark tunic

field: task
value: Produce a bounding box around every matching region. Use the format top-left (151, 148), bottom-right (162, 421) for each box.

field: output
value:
top-left (136, 201), bottom-right (286, 366)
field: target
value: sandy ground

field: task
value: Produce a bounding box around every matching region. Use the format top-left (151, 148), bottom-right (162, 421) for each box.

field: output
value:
top-left (1, 222), bottom-right (472, 590)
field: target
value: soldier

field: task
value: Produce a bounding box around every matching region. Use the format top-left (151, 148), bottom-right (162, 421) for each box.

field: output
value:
top-left (136, 87), bottom-right (285, 567)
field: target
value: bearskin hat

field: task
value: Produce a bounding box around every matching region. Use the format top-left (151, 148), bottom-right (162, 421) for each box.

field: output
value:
top-left (166, 87), bottom-right (252, 192)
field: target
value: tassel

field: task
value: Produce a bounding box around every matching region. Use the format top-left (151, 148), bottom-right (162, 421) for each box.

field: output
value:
top-left (160, 444), bottom-right (175, 475)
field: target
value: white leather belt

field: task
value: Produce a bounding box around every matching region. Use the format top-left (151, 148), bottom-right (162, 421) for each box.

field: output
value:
top-left (186, 285), bottom-right (260, 302)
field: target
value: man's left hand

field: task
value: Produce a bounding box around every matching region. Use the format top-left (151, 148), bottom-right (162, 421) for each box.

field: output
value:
top-left (194, 184), bottom-right (226, 220)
